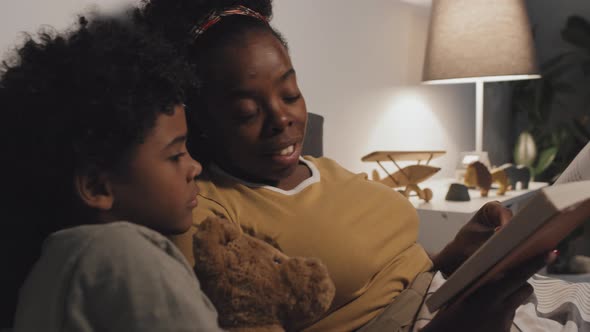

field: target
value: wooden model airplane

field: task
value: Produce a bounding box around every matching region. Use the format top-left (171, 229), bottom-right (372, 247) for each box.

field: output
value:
top-left (361, 150), bottom-right (446, 202)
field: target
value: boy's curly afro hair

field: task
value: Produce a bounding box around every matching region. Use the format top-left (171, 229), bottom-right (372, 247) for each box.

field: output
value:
top-left (0, 15), bottom-right (196, 326)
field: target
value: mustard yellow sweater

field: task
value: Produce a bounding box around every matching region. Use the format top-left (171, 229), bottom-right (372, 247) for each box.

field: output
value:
top-left (171, 156), bottom-right (432, 331)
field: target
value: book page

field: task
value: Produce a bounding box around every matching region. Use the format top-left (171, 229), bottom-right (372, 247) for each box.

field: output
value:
top-left (555, 142), bottom-right (590, 184)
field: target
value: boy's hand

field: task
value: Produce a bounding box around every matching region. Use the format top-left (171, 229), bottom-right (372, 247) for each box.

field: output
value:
top-left (432, 201), bottom-right (513, 277)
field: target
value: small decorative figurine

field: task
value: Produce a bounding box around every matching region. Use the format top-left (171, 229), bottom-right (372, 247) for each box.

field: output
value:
top-left (445, 183), bottom-right (471, 201)
top-left (464, 161), bottom-right (510, 197)
top-left (501, 163), bottom-right (531, 190)
top-left (362, 151), bottom-right (446, 203)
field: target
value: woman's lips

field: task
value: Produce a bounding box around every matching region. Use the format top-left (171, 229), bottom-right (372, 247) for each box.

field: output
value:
top-left (268, 143), bottom-right (301, 167)
top-left (277, 144), bottom-right (294, 156)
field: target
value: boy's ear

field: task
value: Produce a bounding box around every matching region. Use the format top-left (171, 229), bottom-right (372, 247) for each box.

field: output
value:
top-left (74, 170), bottom-right (114, 211)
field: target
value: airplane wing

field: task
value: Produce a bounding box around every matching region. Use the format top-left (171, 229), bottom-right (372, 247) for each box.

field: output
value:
top-left (361, 150), bottom-right (446, 163)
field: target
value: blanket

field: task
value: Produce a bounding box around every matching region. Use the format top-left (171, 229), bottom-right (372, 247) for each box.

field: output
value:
top-left (412, 272), bottom-right (590, 332)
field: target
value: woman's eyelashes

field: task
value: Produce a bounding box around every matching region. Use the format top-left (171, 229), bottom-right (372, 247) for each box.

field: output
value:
top-left (283, 93), bottom-right (301, 104)
top-left (232, 92), bottom-right (301, 124)
top-left (233, 100), bottom-right (260, 122)
top-left (236, 109), bottom-right (259, 123)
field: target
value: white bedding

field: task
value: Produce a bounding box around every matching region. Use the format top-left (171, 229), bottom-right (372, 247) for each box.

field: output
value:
top-left (412, 272), bottom-right (590, 332)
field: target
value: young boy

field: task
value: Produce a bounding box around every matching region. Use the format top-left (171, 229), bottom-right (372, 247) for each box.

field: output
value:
top-left (0, 15), bottom-right (222, 331)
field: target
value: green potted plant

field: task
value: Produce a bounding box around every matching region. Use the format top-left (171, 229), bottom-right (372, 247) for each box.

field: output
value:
top-left (512, 15), bottom-right (590, 274)
top-left (512, 15), bottom-right (590, 183)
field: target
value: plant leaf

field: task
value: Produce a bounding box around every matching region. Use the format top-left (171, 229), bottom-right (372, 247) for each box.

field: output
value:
top-left (541, 52), bottom-right (578, 76)
top-left (562, 15), bottom-right (590, 50)
top-left (534, 146), bottom-right (558, 176)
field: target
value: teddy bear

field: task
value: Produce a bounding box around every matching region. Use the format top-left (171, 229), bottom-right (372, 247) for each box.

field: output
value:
top-left (192, 217), bottom-right (336, 332)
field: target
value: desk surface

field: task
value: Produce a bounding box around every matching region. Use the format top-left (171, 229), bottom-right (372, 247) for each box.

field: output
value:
top-left (409, 178), bottom-right (548, 214)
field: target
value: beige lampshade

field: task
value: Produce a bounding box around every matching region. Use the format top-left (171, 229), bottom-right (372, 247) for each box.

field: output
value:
top-left (422, 0), bottom-right (540, 84)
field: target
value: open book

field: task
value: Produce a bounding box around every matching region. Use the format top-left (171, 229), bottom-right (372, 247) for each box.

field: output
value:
top-left (555, 142), bottom-right (590, 184)
top-left (426, 180), bottom-right (590, 312)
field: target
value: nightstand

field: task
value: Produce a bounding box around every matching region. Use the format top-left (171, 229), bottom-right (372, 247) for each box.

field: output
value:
top-left (409, 178), bottom-right (548, 254)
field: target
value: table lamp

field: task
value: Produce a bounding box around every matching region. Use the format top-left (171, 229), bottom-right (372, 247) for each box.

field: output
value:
top-left (422, 0), bottom-right (541, 167)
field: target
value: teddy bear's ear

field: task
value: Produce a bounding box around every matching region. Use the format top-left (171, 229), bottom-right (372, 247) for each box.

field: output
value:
top-left (193, 217), bottom-right (237, 275)
top-left (196, 216), bottom-right (241, 246)
top-left (219, 219), bottom-right (241, 242)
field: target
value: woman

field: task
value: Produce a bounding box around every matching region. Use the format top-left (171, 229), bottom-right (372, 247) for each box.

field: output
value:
top-left (137, 1), bottom-right (547, 331)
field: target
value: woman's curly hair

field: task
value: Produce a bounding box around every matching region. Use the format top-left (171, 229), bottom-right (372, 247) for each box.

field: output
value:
top-left (136, 0), bottom-right (282, 50)
top-left (135, 0), bottom-right (287, 161)
top-left (0, 15), bottom-right (196, 326)
top-left (135, 0), bottom-right (287, 92)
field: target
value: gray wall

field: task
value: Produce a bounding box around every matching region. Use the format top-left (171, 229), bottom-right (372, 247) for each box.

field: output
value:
top-left (0, 0), bottom-right (138, 61)
top-left (274, 0), bottom-right (590, 176)
top-left (273, 0), bottom-right (475, 177)
top-left (2, 0), bottom-right (588, 178)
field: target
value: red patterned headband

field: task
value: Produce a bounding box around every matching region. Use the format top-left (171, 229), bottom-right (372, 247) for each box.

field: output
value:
top-left (191, 5), bottom-right (269, 40)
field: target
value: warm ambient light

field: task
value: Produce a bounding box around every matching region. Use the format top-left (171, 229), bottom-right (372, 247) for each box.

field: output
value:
top-left (369, 90), bottom-right (445, 153)
top-left (424, 74), bottom-right (541, 85)
top-left (422, 0), bottom-right (541, 153)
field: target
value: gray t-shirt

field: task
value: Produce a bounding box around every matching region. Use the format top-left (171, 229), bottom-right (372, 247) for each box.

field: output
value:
top-left (14, 222), bottom-right (222, 332)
